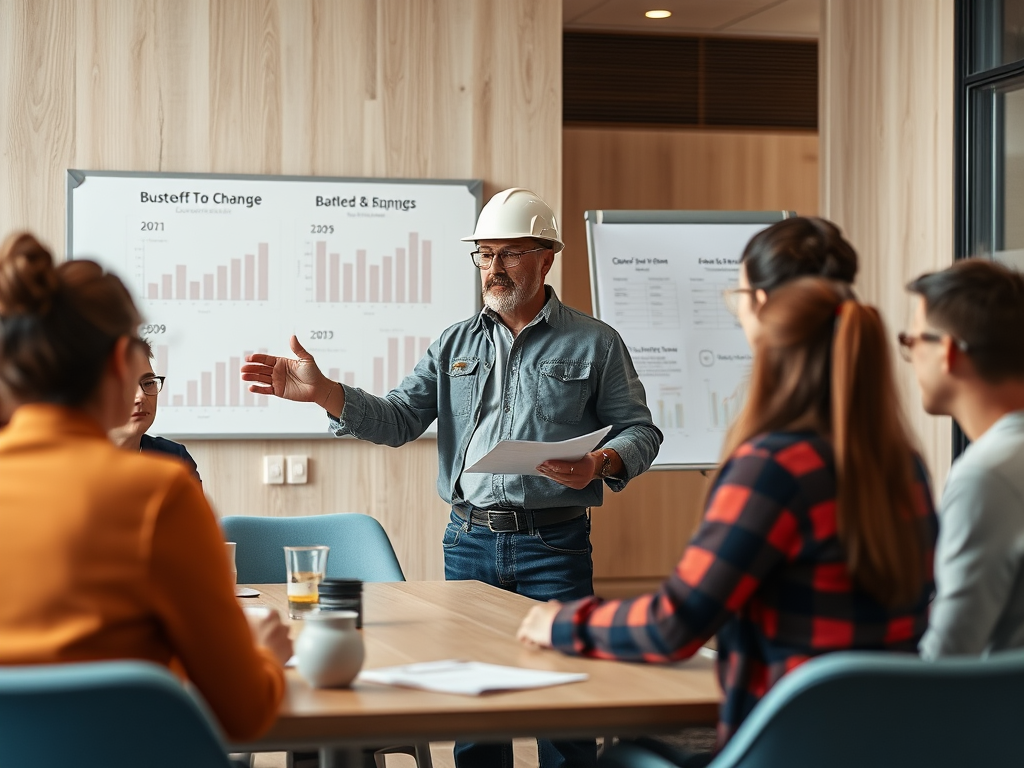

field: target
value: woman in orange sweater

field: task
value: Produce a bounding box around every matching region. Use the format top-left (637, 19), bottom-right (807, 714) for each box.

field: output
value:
top-left (0, 232), bottom-right (290, 741)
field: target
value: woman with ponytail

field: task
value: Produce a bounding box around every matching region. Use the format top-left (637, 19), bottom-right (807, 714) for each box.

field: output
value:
top-left (0, 232), bottom-right (290, 742)
top-left (518, 275), bottom-right (936, 758)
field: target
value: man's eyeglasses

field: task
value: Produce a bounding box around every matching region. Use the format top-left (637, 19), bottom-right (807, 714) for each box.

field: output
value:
top-left (139, 376), bottom-right (166, 396)
top-left (722, 288), bottom-right (757, 316)
top-left (896, 332), bottom-right (970, 362)
top-left (469, 246), bottom-right (547, 270)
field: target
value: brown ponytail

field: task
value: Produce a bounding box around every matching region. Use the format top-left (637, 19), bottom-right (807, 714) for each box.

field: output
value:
top-left (831, 300), bottom-right (923, 607)
top-left (0, 231), bottom-right (142, 407)
top-left (719, 278), bottom-right (925, 608)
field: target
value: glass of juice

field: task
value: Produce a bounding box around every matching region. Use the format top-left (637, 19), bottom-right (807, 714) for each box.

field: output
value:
top-left (284, 545), bottom-right (330, 618)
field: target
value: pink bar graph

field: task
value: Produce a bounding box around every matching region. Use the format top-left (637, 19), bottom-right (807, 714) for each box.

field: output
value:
top-left (244, 254), bottom-right (255, 301)
top-left (201, 372), bottom-right (212, 407)
top-left (229, 356), bottom-right (241, 407)
top-left (316, 242), bottom-right (327, 302)
top-left (343, 372), bottom-right (355, 386)
top-left (187, 380), bottom-right (198, 407)
top-left (156, 345), bottom-right (169, 406)
top-left (327, 368), bottom-right (340, 381)
top-left (307, 234), bottom-right (433, 305)
top-left (396, 248), bottom-right (406, 302)
top-left (329, 253), bottom-right (340, 303)
top-left (422, 239), bottom-right (432, 303)
top-left (147, 243), bottom-right (269, 303)
top-left (419, 337), bottom-right (430, 358)
top-left (172, 395), bottom-right (184, 407)
top-left (230, 259), bottom-right (241, 301)
top-left (215, 363), bottom-right (226, 406)
top-left (356, 250), bottom-right (367, 302)
top-left (387, 337), bottom-right (399, 391)
top-left (258, 243), bottom-right (269, 301)
top-left (408, 234), bottom-right (419, 303)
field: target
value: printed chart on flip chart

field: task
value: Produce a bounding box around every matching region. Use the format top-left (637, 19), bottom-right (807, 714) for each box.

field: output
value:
top-left (67, 172), bottom-right (480, 437)
top-left (589, 218), bottom-right (781, 467)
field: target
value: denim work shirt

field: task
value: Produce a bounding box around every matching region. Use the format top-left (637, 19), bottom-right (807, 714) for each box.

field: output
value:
top-left (328, 287), bottom-right (663, 510)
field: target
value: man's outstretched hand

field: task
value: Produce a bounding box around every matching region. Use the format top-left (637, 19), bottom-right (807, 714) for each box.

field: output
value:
top-left (240, 335), bottom-right (332, 404)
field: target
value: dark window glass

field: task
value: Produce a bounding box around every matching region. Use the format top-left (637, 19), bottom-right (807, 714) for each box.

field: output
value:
top-left (971, 0), bottom-right (1024, 72)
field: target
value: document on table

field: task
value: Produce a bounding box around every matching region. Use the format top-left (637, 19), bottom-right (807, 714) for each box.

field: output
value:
top-left (463, 425), bottom-right (613, 476)
top-left (357, 660), bottom-right (588, 696)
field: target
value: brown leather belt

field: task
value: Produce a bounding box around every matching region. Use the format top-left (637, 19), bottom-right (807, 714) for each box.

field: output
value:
top-left (452, 503), bottom-right (587, 533)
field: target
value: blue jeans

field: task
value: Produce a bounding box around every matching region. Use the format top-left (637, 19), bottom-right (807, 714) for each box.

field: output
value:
top-left (443, 510), bottom-right (598, 768)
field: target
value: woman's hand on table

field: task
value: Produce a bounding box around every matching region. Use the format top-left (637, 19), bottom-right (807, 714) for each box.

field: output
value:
top-left (245, 607), bottom-right (294, 666)
top-left (516, 601), bottom-right (562, 648)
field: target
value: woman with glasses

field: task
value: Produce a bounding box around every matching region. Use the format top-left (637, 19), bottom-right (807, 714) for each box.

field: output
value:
top-left (519, 274), bottom-right (937, 766)
top-left (0, 232), bottom-right (289, 742)
top-left (109, 340), bottom-right (201, 484)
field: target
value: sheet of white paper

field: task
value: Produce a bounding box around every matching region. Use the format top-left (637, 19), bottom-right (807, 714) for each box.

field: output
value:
top-left (356, 660), bottom-right (588, 696)
top-left (463, 425), bottom-right (613, 476)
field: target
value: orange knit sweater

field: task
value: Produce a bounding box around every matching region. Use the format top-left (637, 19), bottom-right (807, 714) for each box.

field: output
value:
top-left (0, 404), bottom-right (284, 740)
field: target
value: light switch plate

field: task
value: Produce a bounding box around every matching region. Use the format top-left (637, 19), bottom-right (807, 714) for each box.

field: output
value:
top-left (286, 455), bottom-right (309, 484)
top-left (263, 455), bottom-right (285, 484)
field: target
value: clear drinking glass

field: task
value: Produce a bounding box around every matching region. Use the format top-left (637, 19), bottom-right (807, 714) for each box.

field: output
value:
top-left (284, 545), bottom-right (330, 618)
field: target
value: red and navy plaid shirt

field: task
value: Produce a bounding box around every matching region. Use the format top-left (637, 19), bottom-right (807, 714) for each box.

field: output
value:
top-left (551, 431), bottom-right (937, 745)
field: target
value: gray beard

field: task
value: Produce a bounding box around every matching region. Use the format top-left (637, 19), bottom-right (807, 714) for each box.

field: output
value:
top-left (482, 272), bottom-right (543, 314)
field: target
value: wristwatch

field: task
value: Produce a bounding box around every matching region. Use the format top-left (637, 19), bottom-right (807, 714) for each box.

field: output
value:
top-left (598, 450), bottom-right (614, 479)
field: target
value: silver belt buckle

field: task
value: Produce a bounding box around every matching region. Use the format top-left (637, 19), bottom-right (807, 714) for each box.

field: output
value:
top-left (486, 509), bottom-right (521, 532)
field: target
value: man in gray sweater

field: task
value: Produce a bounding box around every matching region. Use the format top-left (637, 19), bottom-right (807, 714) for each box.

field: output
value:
top-left (901, 259), bottom-right (1024, 657)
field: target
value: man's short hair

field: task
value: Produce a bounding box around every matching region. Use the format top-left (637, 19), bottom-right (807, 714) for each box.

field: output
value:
top-left (906, 259), bottom-right (1024, 383)
top-left (140, 336), bottom-right (154, 361)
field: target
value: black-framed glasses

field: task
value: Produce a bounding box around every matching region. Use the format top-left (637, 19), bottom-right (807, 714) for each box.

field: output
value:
top-left (722, 287), bottom-right (757, 316)
top-left (139, 376), bottom-right (165, 396)
top-left (896, 332), bottom-right (970, 362)
top-left (469, 245), bottom-right (547, 269)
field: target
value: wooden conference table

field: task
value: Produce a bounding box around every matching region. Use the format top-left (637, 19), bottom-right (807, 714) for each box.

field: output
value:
top-left (232, 581), bottom-right (720, 764)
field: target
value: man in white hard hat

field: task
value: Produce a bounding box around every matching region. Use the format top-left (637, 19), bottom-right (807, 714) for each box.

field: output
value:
top-left (242, 188), bottom-right (662, 768)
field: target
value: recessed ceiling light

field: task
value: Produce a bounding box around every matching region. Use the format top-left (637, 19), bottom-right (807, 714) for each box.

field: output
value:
top-left (645, 9), bottom-right (672, 19)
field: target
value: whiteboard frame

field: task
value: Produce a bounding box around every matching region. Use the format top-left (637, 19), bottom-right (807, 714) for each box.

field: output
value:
top-left (585, 209), bottom-right (794, 470)
top-left (65, 169), bottom-right (483, 440)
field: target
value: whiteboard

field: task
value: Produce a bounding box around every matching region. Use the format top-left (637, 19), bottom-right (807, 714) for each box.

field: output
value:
top-left (67, 171), bottom-right (481, 438)
top-left (587, 210), bottom-right (792, 469)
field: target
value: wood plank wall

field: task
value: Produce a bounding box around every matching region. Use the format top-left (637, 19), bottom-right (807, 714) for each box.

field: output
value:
top-left (562, 126), bottom-right (819, 596)
top-left (0, 0), bottom-right (561, 581)
top-left (820, 0), bottom-right (955, 492)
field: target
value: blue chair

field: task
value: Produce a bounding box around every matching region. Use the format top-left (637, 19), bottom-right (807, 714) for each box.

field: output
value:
top-left (222, 513), bottom-right (405, 583)
top-left (0, 660), bottom-right (237, 768)
top-left (599, 649), bottom-right (1024, 768)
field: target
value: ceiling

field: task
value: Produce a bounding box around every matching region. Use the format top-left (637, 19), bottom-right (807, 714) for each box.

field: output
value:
top-left (564, 0), bottom-right (820, 39)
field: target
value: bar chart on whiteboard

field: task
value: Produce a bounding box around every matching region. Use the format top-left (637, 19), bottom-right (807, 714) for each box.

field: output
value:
top-left (68, 172), bottom-right (480, 436)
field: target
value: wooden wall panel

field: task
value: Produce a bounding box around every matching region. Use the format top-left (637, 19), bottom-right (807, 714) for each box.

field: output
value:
top-left (820, 0), bottom-right (955, 493)
top-left (0, 0), bottom-right (561, 581)
top-left (561, 126), bottom-right (819, 596)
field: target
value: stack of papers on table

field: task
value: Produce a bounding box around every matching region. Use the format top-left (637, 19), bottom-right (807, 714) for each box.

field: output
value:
top-left (357, 660), bottom-right (588, 696)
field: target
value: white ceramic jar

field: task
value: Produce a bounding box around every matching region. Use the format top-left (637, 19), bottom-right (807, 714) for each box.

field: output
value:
top-left (295, 610), bottom-right (364, 688)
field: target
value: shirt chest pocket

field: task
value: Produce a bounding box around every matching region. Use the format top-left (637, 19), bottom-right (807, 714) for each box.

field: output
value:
top-left (537, 361), bottom-right (592, 424)
top-left (444, 357), bottom-right (480, 416)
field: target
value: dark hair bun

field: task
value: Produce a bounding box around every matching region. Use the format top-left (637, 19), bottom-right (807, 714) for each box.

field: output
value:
top-left (0, 232), bottom-right (60, 316)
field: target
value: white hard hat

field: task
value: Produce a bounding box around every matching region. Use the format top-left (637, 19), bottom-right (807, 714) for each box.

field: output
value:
top-left (462, 188), bottom-right (564, 253)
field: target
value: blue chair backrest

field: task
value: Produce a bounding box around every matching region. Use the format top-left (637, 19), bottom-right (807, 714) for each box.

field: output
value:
top-left (0, 660), bottom-right (231, 768)
top-left (708, 649), bottom-right (1024, 768)
top-left (222, 513), bottom-right (406, 583)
